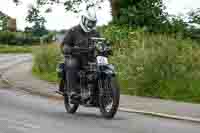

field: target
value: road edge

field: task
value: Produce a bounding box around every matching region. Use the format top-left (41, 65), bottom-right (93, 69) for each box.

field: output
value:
top-left (119, 108), bottom-right (200, 123)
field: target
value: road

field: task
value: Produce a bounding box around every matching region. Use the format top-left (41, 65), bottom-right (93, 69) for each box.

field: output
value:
top-left (0, 54), bottom-right (200, 133)
top-left (0, 88), bottom-right (200, 133)
top-left (0, 54), bottom-right (32, 72)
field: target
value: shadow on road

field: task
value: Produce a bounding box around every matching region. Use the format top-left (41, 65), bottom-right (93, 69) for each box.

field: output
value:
top-left (49, 109), bottom-right (127, 121)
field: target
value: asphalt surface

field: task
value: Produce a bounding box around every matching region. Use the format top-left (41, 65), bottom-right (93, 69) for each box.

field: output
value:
top-left (1, 54), bottom-right (200, 133)
top-left (0, 88), bottom-right (200, 133)
top-left (0, 54), bottom-right (32, 72)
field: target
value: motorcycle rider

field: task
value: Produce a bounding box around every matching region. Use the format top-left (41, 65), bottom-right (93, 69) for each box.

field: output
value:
top-left (58, 7), bottom-right (100, 100)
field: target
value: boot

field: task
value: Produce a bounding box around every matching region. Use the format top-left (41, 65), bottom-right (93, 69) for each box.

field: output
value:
top-left (70, 86), bottom-right (81, 103)
top-left (55, 80), bottom-right (65, 95)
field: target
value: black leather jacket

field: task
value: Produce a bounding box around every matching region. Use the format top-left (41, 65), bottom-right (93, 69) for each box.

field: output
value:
top-left (61, 25), bottom-right (100, 55)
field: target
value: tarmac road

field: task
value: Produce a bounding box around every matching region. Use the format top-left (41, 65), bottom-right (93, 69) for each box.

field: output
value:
top-left (0, 54), bottom-right (32, 73)
top-left (0, 88), bottom-right (200, 133)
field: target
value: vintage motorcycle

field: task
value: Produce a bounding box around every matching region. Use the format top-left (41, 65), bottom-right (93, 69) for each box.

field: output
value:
top-left (57, 37), bottom-right (120, 119)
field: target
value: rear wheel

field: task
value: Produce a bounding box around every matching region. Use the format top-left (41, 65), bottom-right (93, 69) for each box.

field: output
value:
top-left (99, 77), bottom-right (120, 119)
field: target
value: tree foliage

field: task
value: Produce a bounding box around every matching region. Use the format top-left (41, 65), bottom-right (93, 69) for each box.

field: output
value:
top-left (113, 0), bottom-right (167, 29)
top-left (13, 0), bottom-right (166, 26)
top-left (13, 0), bottom-right (107, 13)
top-left (12, 0), bottom-right (200, 37)
top-left (186, 8), bottom-right (200, 40)
top-left (25, 0), bottom-right (48, 37)
top-left (188, 8), bottom-right (200, 25)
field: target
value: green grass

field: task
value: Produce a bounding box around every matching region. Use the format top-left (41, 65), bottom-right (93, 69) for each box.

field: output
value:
top-left (100, 25), bottom-right (200, 100)
top-left (32, 43), bottom-right (62, 83)
top-left (32, 69), bottom-right (58, 83)
top-left (0, 44), bottom-right (33, 53)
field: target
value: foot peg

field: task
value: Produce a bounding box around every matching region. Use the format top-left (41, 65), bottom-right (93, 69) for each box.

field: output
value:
top-left (55, 90), bottom-right (64, 96)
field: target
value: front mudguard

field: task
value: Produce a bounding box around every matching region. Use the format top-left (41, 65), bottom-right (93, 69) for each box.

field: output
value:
top-left (97, 64), bottom-right (116, 79)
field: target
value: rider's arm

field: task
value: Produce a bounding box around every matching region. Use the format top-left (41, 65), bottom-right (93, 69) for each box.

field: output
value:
top-left (94, 31), bottom-right (101, 38)
top-left (60, 29), bottom-right (74, 54)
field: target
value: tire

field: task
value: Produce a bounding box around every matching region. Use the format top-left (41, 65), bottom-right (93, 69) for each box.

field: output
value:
top-left (63, 74), bottom-right (79, 114)
top-left (64, 94), bottom-right (79, 114)
top-left (99, 77), bottom-right (120, 119)
top-left (59, 80), bottom-right (64, 92)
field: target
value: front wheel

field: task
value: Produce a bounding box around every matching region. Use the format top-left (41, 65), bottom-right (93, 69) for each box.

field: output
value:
top-left (62, 75), bottom-right (79, 114)
top-left (99, 77), bottom-right (120, 119)
top-left (64, 94), bottom-right (79, 114)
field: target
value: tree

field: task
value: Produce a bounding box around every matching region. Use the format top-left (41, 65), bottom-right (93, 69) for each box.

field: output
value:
top-left (12, 0), bottom-right (118, 17)
top-left (186, 8), bottom-right (200, 40)
top-left (12, 0), bottom-right (21, 5)
top-left (12, 0), bottom-right (167, 32)
top-left (25, 0), bottom-right (48, 37)
top-left (188, 8), bottom-right (200, 25)
top-left (115, 0), bottom-right (167, 28)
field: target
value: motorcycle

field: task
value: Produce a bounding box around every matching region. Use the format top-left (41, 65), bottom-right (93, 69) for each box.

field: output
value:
top-left (57, 37), bottom-right (120, 119)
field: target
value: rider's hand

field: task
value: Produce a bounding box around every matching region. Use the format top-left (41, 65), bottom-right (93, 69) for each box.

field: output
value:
top-left (63, 45), bottom-right (72, 54)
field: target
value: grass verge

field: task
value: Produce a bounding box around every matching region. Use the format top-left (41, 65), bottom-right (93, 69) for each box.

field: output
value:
top-left (32, 70), bottom-right (58, 83)
top-left (0, 44), bottom-right (33, 53)
top-left (32, 43), bottom-right (62, 83)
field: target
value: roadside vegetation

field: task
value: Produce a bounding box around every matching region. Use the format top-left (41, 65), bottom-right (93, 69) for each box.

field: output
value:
top-left (0, 44), bottom-right (33, 53)
top-left (32, 43), bottom-right (62, 83)
top-left (32, 25), bottom-right (200, 103)
top-left (101, 25), bottom-right (200, 103)
top-left (0, 31), bottom-right (54, 53)
top-left (9, 0), bottom-right (200, 103)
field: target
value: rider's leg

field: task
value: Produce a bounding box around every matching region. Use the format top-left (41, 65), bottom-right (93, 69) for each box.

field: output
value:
top-left (57, 62), bottom-right (65, 93)
top-left (65, 56), bottom-right (80, 97)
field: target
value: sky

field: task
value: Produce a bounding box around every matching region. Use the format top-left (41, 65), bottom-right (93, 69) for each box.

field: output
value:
top-left (0, 0), bottom-right (200, 30)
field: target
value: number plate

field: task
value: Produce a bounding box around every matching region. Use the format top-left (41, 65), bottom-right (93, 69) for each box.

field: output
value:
top-left (97, 56), bottom-right (108, 65)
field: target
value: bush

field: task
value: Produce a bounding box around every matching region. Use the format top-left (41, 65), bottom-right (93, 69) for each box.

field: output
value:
top-left (100, 25), bottom-right (200, 103)
top-left (41, 32), bottom-right (55, 44)
top-left (0, 31), bottom-right (40, 45)
top-left (32, 44), bottom-right (63, 82)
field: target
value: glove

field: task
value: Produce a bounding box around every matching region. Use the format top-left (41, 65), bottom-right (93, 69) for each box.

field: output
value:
top-left (63, 45), bottom-right (72, 54)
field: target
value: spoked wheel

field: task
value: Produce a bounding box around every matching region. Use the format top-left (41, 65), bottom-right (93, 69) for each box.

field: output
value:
top-left (63, 75), bottom-right (79, 114)
top-left (64, 93), bottom-right (79, 114)
top-left (99, 77), bottom-right (120, 119)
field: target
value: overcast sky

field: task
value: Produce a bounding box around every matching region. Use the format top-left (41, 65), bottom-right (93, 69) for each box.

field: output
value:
top-left (0, 0), bottom-right (200, 30)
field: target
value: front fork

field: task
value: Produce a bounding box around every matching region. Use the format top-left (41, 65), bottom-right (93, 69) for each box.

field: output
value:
top-left (97, 64), bottom-right (116, 98)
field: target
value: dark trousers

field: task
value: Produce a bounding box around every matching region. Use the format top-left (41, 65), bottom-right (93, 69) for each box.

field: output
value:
top-left (64, 55), bottom-right (88, 93)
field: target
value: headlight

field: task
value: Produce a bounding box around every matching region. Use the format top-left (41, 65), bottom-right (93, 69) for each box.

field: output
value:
top-left (96, 43), bottom-right (103, 51)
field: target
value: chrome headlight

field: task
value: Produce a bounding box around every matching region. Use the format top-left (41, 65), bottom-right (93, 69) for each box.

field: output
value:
top-left (96, 43), bottom-right (103, 51)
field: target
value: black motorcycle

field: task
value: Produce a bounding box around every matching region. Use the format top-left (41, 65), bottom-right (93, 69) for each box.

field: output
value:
top-left (57, 37), bottom-right (120, 119)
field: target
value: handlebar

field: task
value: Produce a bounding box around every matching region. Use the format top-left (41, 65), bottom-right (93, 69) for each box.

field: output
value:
top-left (63, 37), bottom-right (112, 56)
